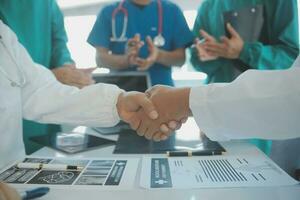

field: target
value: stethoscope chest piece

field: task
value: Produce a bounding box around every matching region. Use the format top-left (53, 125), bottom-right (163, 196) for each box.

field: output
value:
top-left (154, 34), bottom-right (165, 47)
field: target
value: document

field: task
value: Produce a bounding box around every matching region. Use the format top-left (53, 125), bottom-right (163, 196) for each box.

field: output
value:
top-left (140, 155), bottom-right (298, 189)
top-left (0, 157), bottom-right (139, 190)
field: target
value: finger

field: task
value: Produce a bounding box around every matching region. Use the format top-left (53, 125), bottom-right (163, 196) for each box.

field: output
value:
top-left (168, 121), bottom-right (178, 130)
top-left (134, 33), bottom-right (141, 41)
top-left (146, 36), bottom-right (154, 48)
top-left (135, 93), bottom-right (158, 120)
top-left (160, 134), bottom-right (169, 141)
top-left (160, 124), bottom-right (170, 133)
top-left (205, 43), bottom-right (227, 55)
top-left (128, 115), bottom-right (141, 130)
top-left (181, 117), bottom-right (188, 123)
top-left (200, 29), bottom-right (215, 42)
top-left (220, 36), bottom-right (231, 46)
top-left (137, 120), bottom-right (150, 138)
top-left (144, 127), bottom-right (156, 140)
top-left (144, 121), bottom-right (160, 140)
top-left (153, 132), bottom-right (162, 142)
top-left (226, 23), bottom-right (240, 38)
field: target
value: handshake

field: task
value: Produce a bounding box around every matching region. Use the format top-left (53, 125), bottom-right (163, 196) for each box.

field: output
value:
top-left (117, 85), bottom-right (191, 142)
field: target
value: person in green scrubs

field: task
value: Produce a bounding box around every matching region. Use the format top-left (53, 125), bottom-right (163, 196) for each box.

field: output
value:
top-left (190, 0), bottom-right (299, 154)
top-left (0, 0), bottom-right (95, 154)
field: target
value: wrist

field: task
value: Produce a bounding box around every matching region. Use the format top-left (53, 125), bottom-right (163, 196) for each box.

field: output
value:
top-left (116, 92), bottom-right (126, 120)
top-left (156, 49), bottom-right (164, 64)
top-left (172, 88), bottom-right (191, 118)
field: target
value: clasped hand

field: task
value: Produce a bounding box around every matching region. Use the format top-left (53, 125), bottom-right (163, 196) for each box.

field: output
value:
top-left (117, 85), bottom-right (190, 142)
top-left (126, 34), bottom-right (159, 71)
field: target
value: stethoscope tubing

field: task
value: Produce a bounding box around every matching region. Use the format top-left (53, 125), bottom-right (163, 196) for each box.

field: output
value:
top-left (111, 0), bottom-right (163, 43)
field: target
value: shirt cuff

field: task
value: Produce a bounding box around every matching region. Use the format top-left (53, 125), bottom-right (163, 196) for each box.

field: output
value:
top-left (99, 84), bottom-right (125, 126)
top-left (239, 42), bottom-right (251, 65)
top-left (189, 86), bottom-right (230, 141)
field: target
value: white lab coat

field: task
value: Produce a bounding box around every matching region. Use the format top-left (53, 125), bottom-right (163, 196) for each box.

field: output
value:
top-left (190, 56), bottom-right (300, 141)
top-left (0, 21), bottom-right (122, 169)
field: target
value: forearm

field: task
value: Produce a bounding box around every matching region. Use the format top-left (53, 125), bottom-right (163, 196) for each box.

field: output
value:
top-left (157, 48), bottom-right (185, 67)
top-left (190, 68), bottom-right (300, 141)
top-left (96, 49), bottom-right (129, 70)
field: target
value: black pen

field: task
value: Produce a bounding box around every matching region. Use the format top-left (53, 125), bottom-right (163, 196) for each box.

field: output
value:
top-left (166, 150), bottom-right (223, 157)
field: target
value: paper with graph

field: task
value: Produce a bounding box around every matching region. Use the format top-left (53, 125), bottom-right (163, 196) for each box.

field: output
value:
top-left (0, 157), bottom-right (139, 190)
top-left (140, 155), bottom-right (298, 189)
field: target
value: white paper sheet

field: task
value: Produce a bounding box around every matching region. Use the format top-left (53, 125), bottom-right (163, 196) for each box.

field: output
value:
top-left (0, 156), bottom-right (139, 190)
top-left (140, 155), bottom-right (299, 189)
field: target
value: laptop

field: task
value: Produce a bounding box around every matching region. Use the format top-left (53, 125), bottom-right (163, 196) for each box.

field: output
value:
top-left (92, 71), bottom-right (152, 135)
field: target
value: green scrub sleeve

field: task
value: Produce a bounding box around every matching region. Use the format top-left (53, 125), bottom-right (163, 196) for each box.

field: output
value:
top-left (239, 42), bottom-right (299, 70)
top-left (239, 0), bottom-right (299, 70)
top-left (50, 0), bottom-right (74, 68)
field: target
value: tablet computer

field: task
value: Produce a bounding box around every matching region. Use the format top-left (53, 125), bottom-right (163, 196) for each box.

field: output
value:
top-left (93, 71), bottom-right (151, 92)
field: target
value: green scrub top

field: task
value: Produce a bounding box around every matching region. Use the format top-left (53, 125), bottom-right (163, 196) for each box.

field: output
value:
top-left (190, 0), bottom-right (299, 154)
top-left (0, 0), bottom-right (73, 154)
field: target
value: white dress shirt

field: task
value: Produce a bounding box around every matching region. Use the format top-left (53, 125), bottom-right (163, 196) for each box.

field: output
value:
top-left (190, 56), bottom-right (300, 141)
top-left (0, 21), bottom-right (122, 169)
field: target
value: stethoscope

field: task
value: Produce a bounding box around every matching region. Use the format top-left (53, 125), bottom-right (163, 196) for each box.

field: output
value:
top-left (0, 34), bottom-right (27, 88)
top-left (111, 0), bottom-right (166, 47)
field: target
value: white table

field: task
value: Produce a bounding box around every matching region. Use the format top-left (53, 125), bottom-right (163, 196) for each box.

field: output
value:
top-left (20, 120), bottom-right (300, 200)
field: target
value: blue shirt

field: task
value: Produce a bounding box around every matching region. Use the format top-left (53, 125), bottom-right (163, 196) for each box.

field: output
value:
top-left (88, 0), bottom-right (194, 86)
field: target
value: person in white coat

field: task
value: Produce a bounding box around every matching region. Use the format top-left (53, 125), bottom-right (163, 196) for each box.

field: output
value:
top-left (132, 55), bottom-right (300, 177)
top-left (0, 20), bottom-right (163, 170)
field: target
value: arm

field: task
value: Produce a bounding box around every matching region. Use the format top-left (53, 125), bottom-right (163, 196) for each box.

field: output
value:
top-left (96, 47), bottom-right (130, 70)
top-left (157, 48), bottom-right (185, 67)
top-left (190, 66), bottom-right (300, 141)
top-left (1, 21), bottom-right (157, 128)
top-left (50, 0), bottom-right (74, 68)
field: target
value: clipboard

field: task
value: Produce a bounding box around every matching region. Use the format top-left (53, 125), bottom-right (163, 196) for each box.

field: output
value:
top-left (223, 4), bottom-right (264, 42)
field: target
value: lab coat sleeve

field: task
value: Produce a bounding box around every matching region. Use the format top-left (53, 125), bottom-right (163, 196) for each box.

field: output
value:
top-left (189, 67), bottom-right (300, 141)
top-left (239, 0), bottom-right (299, 70)
top-left (5, 22), bottom-right (123, 127)
top-left (50, 0), bottom-right (74, 68)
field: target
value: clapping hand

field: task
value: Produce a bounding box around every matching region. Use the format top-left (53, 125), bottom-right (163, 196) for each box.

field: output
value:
top-left (195, 30), bottom-right (218, 61)
top-left (202, 23), bottom-right (244, 59)
top-left (126, 34), bottom-right (144, 66)
top-left (136, 36), bottom-right (159, 71)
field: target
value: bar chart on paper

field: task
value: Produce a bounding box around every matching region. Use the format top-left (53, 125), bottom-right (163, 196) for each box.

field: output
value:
top-left (140, 155), bottom-right (298, 189)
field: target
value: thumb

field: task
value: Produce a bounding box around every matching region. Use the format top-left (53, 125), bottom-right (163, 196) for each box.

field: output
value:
top-left (135, 93), bottom-right (158, 120)
top-left (134, 33), bottom-right (141, 42)
top-left (226, 23), bottom-right (240, 38)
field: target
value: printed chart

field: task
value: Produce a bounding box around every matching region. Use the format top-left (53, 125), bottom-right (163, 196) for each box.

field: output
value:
top-left (140, 155), bottom-right (298, 189)
top-left (0, 157), bottom-right (138, 189)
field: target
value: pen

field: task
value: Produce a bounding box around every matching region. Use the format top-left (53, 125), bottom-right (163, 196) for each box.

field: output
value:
top-left (166, 150), bottom-right (223, 157)
top-left (20, 187), bottom-right (50, 200)
top-left (16, 163), bottom-right (84, 171)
